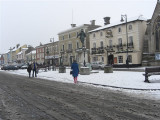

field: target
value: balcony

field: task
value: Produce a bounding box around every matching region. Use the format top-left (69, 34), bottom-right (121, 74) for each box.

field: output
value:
top-left (91, 47), bottom-right (104, 54)
top-left (66, 49), bottom-right (73, 53)
top-left (128, 42), bottom-right (134, 48)
top-left (98, 47), bottom-right (104, 54)
top-left (91, 48), bottom-right (97, 54)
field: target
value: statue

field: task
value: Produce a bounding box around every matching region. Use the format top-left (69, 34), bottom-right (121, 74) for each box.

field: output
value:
top-left (77, 29), bottom-right (86, 47)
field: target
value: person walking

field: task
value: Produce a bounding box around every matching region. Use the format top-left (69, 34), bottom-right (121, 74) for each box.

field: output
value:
top-left (32, 62), bottom-right (37, 77)
top-left (27, 63), bottom-right (32, 78)
top-left (71, 60), bottom-right (79, 84)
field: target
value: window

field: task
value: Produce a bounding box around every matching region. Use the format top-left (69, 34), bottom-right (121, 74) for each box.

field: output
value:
top-left (100, 32), bottom-right (103, 36)
top-left (100, 41), bottom-right (103, 48)
top-left (55, 45), bottom-right (57, 52)
top-left (77, 42), bottom-right (79, 49)
top-left (62, 45), bottom-right (64, 51)
top-left (129, 25), bottom-right (132, 30)
top-left (109, 40), bottom-right (112, 48)
top-left (129, 36), bottom-right (133, 46)
top-left (118, 38), bottom-right (122, 47)
top-left (62, 36), bottom-right (64, 40)
top-left (93, 56), bottom-right (98, 62)
top-left (69, 34), bottom-right (71, 39)
top-left (118, 27), bottom-right (122, 33)
top-left (118, 56), bottom-right (123, 63)
top-left (93, 33), bottom-right (96, 38)
top-left (68, 43), bottom-right (72, 50)
top-left (128, 55), bottom-right (132, 63)
top-left (102, 57), bottom-right (104, 62)
top-left (93, 43), bottom-right (96, 48)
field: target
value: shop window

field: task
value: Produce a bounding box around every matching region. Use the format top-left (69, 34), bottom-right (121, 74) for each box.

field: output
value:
top-left (118, 56), bottom-right (123, 63)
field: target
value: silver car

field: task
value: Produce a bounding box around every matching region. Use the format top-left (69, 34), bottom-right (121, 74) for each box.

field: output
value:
top-left (91, 62), bottom-right (105, 70)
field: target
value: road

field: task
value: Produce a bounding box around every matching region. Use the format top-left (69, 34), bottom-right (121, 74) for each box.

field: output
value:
top-left (0, 71), bottom-right (160, 120)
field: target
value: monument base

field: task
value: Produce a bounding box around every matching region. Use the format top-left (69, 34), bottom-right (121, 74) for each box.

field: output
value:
top-left (80, 67), bottom-right (90, 75)
top-left (59, 66), bottom-right (66, 73)
top-left (104, 65), bottom-right (113, 73)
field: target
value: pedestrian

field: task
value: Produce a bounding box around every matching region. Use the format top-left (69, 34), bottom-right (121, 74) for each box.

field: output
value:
top-left (27, 63), bottom-right (32, 78)
top-left (71, 60), bottom-right (79, 84)
top-left (32, 61), bottom-right (37, 77)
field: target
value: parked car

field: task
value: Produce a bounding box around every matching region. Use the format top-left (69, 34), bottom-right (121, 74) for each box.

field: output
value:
top-left (16, 63), bottom-right (25, 69)
top-left (21, 64), bottom-right (28, 69)
top-left (91, 62), bottom-right (106, 70)
top-left (2, 65), bottom-right (18, 70)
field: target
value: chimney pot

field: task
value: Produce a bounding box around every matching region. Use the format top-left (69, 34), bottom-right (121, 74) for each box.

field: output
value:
top-left (103, 17), bottom-right (110, 25)
top-left (71, 24), bottom-right (76, 28)
top-left (90, 20), bottom-right (95, 25)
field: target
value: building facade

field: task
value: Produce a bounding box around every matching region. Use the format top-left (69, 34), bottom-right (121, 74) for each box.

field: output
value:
top-left (43, 41), bottom-right (59, 66)
top-left (36, 45), bottom-right (45, 65)
top-left (58, 21), bottom-right (100, 66)
top-left (89, 16), bottom-right (147, 67)
top-left (142, 1), bottom-right (160, 66)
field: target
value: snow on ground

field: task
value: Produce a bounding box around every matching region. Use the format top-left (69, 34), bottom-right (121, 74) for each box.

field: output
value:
top-left (1, 68), bottom-right (160, 100)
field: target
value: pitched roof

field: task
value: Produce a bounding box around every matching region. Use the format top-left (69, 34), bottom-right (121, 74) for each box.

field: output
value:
top-left (89, 16), bottom-right (147, 33)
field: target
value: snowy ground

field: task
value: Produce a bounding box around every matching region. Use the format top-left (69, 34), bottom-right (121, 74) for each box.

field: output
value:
top-left (1, 68), bottom-right (160, 100)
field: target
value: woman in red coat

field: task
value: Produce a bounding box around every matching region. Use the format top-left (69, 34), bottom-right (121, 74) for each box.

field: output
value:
top-left (71, 60), bottom-right (79, 83)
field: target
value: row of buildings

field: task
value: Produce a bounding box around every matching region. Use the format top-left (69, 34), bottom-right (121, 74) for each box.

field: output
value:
top-left (1, 1), bottom-right (160, 67)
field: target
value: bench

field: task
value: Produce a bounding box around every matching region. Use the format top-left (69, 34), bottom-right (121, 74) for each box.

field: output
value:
top-left (143, 67), bottom-right (160, 83)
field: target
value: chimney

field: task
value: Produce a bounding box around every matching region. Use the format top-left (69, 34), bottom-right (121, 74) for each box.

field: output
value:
top-left (71, 24), bottom-right (76, 28)
top-left (90, 20), bottom-right (95, 25)
top-left (103, 17), bottom-right (110, 25)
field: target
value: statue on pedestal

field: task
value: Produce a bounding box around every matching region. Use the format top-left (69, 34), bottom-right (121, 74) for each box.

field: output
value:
top-left (77, 29), bottom-right (86, 47)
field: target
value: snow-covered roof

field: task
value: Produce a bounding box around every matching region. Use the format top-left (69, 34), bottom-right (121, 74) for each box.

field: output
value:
top-left (17, 51), bottom-right (23, 55)
top-left (22, 48), bottom-right (28, 50)
top-left (89, 16), bottom-right (147, 33)
top-left (26, 50), bottom-right (36, 55)
top-left (58, 24), bottom-right (90, 35)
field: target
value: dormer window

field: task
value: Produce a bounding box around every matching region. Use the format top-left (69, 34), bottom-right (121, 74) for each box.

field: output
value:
top-left (100, 32), bottom-right (103, 36)
top-left (93, 33), bottom-right (96, 38)
top-left (129, 25), bottom-right (132, 30)
top-left (118, 27), bottom-right (122, 33)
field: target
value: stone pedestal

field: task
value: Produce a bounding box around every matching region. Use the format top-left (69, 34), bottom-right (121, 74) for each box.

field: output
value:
top-left (80, 67), bottom-right (90, 75)
top-left (104, 66), bottom-right (113, 73)
top-left (59, 66), bottom-right (66, 73)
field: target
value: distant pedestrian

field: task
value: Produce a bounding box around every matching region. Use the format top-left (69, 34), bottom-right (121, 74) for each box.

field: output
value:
top-left (32, 62), bottom-right (37, 77)
top-left (71, 60), bottom-right (79, 83)
top-left (27, 63), bottom-right (32, 78)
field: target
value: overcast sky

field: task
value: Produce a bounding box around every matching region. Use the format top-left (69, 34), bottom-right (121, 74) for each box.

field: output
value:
top-left (0, 0), bottom-right (157, 53)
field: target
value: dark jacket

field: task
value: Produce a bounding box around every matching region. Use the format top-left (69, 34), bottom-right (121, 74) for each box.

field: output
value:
top-left (71, 62), bottom-right (79, 77)
top-left (27, 65), bottom-right (32, 73)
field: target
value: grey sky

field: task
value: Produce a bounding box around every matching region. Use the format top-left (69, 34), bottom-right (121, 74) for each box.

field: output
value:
top-left (0, 0), bottom-right (157, 53)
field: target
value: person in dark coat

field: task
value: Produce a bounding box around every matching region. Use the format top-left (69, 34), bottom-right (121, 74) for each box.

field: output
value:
top-left (27, 64), bottom-right (32, 78)
top-left (71, 60), bottom-right (79, 83)
top-left (32, 62), bottom-right (37, 77)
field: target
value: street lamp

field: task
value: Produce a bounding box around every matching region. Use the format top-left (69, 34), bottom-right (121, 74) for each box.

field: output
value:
top-left (50, 37), bottom-right (56, 70)
top-left (46, 46), bottom-right (49, 69)
top-left (120, 14), bottom-right (129, 68)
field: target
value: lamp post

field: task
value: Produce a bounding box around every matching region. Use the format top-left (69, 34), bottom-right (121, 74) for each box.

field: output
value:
top-left (82, 46), bottom-right (86, 67)
top-left (60, 49), bottom-right (64, 66)
top-left (50, 37), bottom-right (56, 70)
top-left (46, 46), bottom-right (49, 70)
top-left (120, 14), bottom-right (129, 68)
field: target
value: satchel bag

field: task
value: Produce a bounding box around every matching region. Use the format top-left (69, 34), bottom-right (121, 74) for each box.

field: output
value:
top-left (70, 70), bottom-right (73, 75)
